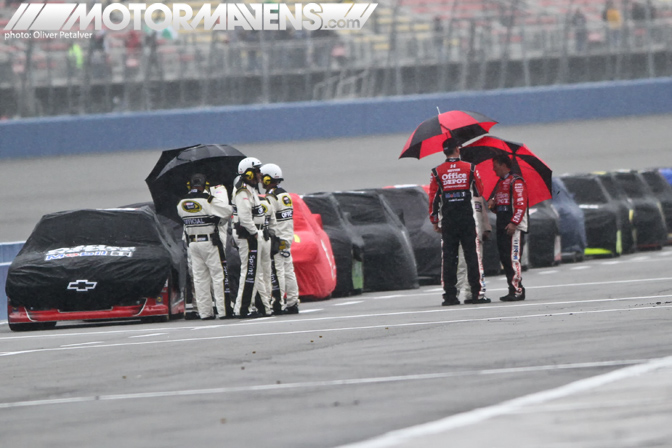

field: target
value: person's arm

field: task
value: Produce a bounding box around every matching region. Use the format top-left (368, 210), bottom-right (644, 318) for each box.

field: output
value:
top-left (208, 185), bottom-right (233, 219)
top-left (473, 167), bottom-right (485, 198)
top-left (510, 178), bottom-right (528, 226)
top-left (234, 190), bottom-right (258, 236)
top-left (428, 170), bottom-right (440, 225)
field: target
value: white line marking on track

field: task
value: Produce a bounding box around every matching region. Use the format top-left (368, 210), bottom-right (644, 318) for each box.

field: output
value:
top-left (1, 303), bottom-right (670, 358)
top-left (1, 293), bottom-right (671, 343)
top-left (0, 359), bottom-right (649, 410)
top-left (128, 333), bottom-right (167, 339)
top-left (570, 266), bottom-right (591, 270)
top-left (537, 270), bottom-right (558, 275)
top-left (333, 301), bottom-right (363, 306)
top-left (601, 261), bottom-right (621, 265)
top-left (336, 356), bottom-right (672, 448)
top-left (59, 341), bottom-right (103, 347)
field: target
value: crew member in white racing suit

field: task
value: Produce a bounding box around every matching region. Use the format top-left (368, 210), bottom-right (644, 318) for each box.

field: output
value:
top-left (255, 195), bottom-right (277, 314)
top-left (233, 158), bottom-right (273, 318)
top-left (177, 173), bottom-right (233, 320)
top-left (456, 195), bottom-right (492, 303)
top-left (260, 163), bottom-right (300, 314)
top-left (210, 184), bottom-right (235, 317)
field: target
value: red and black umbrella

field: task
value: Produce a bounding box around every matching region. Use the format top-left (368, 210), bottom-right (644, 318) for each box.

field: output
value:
top-left (461, 136), bottom-right (552, 207)
top-left (399, 110), bottom-right (498, 159)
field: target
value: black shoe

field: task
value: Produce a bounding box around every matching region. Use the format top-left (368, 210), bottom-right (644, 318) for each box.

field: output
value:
top-left (441, 298), bottom-right (460, 306)
top-left (500, 293), bottom-right (524, 302)
top-left (285, 304), bottom-right (299, 314)
top-left (218, 315), bottom-right (235, 320)
top-left (201, 315), bottom-right (216, 320)
top-left (272, 309), bottom-right (285, 316)
top-left (464, 297), bottom-right (491, 304)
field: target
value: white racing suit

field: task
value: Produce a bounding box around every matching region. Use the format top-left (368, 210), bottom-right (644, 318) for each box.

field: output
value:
top-left (177, 189), bottom-right (232, 319)
top-left (256, 196), bottom-right (276, 313)
top-left (211, 185), bottom-right (234, 316)
top-left (457, 196), bottom-right (491, 301)
top-left (266, 187), bottom-right (299, 312)
top-left (232, 180), bottom-right (272, 316)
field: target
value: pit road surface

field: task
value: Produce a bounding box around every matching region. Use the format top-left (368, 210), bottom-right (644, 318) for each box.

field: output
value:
top-left (1, 249), bottom-right (672, 447)
top-left (1, 114), bottom-right (672, 447)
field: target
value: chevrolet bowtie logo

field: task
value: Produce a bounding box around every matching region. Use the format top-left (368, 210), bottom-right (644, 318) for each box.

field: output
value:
top-left (67, 280), bottom-right (97, 292)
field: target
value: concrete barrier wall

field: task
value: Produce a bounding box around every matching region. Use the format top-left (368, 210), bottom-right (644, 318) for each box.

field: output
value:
top-left (1, 78), bottom-right (671, 159)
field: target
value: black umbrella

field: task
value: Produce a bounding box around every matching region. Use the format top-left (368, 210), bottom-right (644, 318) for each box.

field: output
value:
top-left (145, 143), bottom-right (246, 222)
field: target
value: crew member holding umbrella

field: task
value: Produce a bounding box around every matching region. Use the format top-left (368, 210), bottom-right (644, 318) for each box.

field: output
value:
top-left (489, 154), bottom-right (528, 301)
top-left (177, 173), bottom-right (233, 320)
top-left (232, 157), bottom-right (273, 318)
top-left (429, 140), bottom-right (488, 306)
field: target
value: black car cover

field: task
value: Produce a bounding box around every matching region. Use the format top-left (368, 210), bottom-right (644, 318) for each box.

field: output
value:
top-left (303, 192), bottom-right (365, 297)
top-left (331, 191), bottom-right (418, 292)
top-left (6, 207), bottom-right (187, 311)
top-left (610, 170), bottom-right (668, 248)
top-left (640, 169), bottom-right (672, 241)
top-left (375, 186), bottom-right (441, 282)
top-left (561, 174), bottom-right (627, 256)
top-left (527, 200), bottom-right (560, 267)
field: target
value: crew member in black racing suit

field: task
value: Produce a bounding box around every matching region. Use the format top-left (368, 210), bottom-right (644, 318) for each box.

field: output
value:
top-left (428, 140), bottom-right (487, 306)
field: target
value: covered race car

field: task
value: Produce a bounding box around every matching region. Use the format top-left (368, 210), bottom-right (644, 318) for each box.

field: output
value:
top-left (561, 173), bottom-right (633, 257)
top-left (378, 186), bottom-right (441, 283)
top-left (332, 191), bottom-right (419, 292)
top-left (290, 193), bottom-right (337, 300)
top-left (303, 192), bottom-right (365, 297)
top-left (640, 169), bottom-right (672, 243)
top-left (593, 172), bottom-right (637, 253)
top-left (551, 177), bottom-right (587, 262)
top-left (527, 200), bottom-right (562, 268)
top-left (609, 170), bottom-right (667, 249)
top-left (5, 207), bottom-right (187, 331)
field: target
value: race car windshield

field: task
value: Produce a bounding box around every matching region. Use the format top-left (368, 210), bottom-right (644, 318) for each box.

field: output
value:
top-left (598, 175), bottom-right (627, 200)
top-left (334, 194), bottom-right (384, 225)
top-left (561, 177), bottom-right (609, 204)
top-left (614, 173), bottom-right (647, 198)
top-left (641, 172), bottom-right (670, 194)
top-left (24, 210), bottom-right (162, 251)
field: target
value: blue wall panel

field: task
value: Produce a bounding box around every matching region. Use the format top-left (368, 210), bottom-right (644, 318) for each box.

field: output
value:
top-left (1, 78), bottom-right (671, 160)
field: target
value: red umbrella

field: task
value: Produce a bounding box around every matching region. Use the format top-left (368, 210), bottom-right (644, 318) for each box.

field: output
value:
top-left (400, 110), bottom-right (498, 159)
top-left (461, 136), bottom-right (552, 207)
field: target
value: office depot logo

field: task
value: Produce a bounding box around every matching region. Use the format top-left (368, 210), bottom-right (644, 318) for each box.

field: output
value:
top-left (4, 2), bottom-right (378, 38)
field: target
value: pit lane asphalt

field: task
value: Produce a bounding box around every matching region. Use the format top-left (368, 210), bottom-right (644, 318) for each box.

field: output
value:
top-left (1, 114), bottom-right (672, 447)
top-left (1, 248), bottom-right (671, 447)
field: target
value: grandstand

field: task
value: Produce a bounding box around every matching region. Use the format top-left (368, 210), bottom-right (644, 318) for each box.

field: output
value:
top-left (0, 0), bottom-right (671, 118)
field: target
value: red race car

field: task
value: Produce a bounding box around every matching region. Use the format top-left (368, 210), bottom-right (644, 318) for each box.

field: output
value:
top-left (290, 193), bottom-right (337, 300)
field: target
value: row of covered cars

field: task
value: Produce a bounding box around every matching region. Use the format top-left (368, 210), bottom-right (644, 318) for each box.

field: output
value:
top-left (5, 168), bottom-right (672, 330)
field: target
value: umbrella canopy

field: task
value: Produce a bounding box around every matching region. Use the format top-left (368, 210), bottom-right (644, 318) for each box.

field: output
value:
top-left (461, 136), bottom-right (552, 208)
top-left (400, 110), bottom-right (497, 159)
top-left (146, 143), bottom-right (246, 222)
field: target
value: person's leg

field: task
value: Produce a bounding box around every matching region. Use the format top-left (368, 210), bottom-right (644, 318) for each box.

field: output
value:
top-left (205, 245), bottom-right (226, 317)
top-left (459, 224), bottom-right (483, 301)
top-left (234, 236), bottom-right (259, 316)
top-left (191, 243), bottom-right (214, 319)
top-left (281, 244), bottom-right (300, 311)
top-left (441, 224), bottom-right (460, 302)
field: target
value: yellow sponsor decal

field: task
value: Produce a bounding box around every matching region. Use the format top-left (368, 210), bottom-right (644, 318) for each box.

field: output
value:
top-left (181, 201), bottom-right (202, 213)
top-left (294, 234), bottom-right (300, 243)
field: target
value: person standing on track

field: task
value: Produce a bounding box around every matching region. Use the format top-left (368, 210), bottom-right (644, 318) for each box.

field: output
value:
top-left (232, 157), bottom-right (273, 318)
top-left (177, 173), bottom-right (233, 320)
top-left (456, 195), bottom-right (492, 303)
top-left (260, 163), bottom-right (300, 314)
top-left (429, 140), bottom-right (487, 306)
top-left (489, 153), bottom-right (528, 302)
